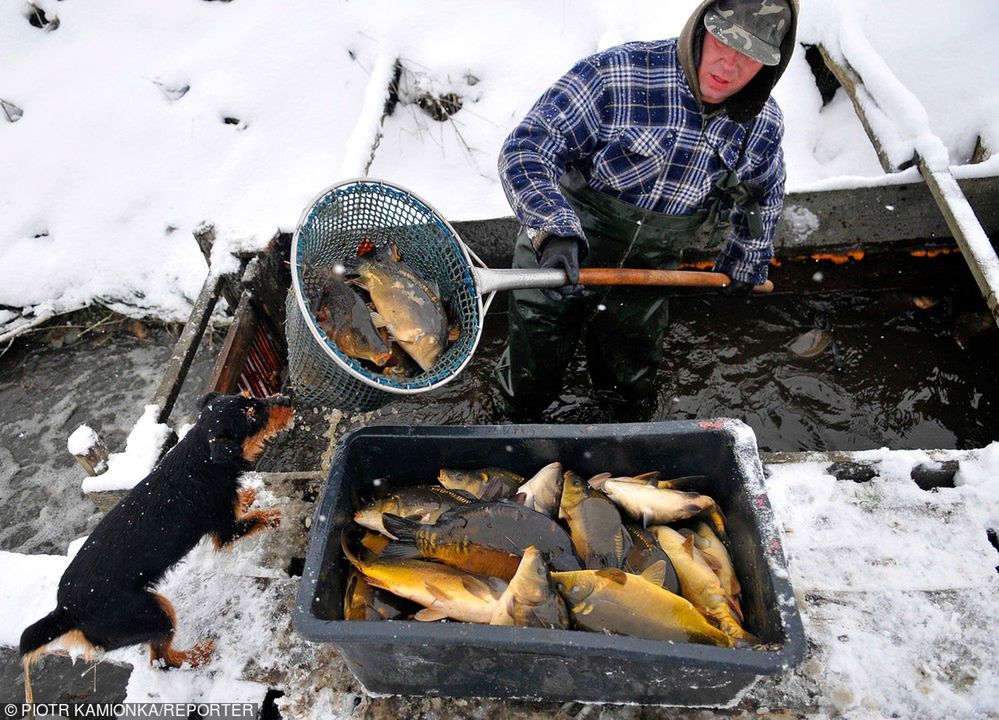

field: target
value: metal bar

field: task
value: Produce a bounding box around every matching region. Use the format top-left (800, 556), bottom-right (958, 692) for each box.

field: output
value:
top-left (473, 267), bottom-right (773, 294)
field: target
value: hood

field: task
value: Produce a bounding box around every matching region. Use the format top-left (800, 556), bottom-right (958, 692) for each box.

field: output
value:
top-left (677, 0), bottom-right (799, 123)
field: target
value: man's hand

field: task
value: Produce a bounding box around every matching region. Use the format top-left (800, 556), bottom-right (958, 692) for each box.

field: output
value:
top-left (539, 235), bottom-right (581, 300)
top-left (718, 279), bottom-right (755, 297)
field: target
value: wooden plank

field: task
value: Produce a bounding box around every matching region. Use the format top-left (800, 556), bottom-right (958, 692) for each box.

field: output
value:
top-left (971, 136), bottom-right (990, 164)
top-left (205, 290), bottom-right (258, 395)
top-left (817, 46), bottom-right (901, 173)
top-left (919, 161), bottom-right (999, 326)
top-left (151, 272), bottom-right (224, 423)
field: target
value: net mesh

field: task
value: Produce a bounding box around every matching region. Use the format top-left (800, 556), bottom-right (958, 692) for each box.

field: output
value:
top-left (286, 180), bottom-right (483, 410)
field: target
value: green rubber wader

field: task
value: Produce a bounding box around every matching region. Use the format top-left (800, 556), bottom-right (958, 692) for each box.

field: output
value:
top-left (496, 170), bottom-right (713, 420)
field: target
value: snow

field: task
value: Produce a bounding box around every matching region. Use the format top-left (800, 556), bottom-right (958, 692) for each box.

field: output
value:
top-left (3, 0), bottom-right (999, 715)
top-left (2, 0), bottom-right (998, 325)
top-left (80, 405), bottom-right (172, 493)
top-left (66, 424), bottom-right (99, 457)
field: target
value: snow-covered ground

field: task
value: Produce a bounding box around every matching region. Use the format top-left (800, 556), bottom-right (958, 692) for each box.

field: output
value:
top-left (3, 0), bottom-right (999, 716)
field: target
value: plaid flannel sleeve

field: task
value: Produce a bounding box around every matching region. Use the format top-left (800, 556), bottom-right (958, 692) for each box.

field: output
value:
top-left (498, 59), bottom-right (607, 250)
top-left (713, 117), bottom-right (786, 286)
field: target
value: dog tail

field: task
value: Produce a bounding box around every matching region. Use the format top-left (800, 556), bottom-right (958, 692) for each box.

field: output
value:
top-left (20, 608), bottom-right (75, 704)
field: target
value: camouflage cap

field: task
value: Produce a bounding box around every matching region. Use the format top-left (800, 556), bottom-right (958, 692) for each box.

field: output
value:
top-left (703, 0), bottom-right (791, 66)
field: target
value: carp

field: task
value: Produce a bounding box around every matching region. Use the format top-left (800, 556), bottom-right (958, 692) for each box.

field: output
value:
top-left (589, 472), bottom-right (727, 537)
top-left (550, 566), bottom-right (732, 646)
top-left (354, 485), bottom-right (476, 538)
top-left (650, 525), bottom-right (758, 646)
top-left (344, 565), bottom-right (418, 621)
top-left (489, 546), bottom-right (569, 629)
top-left (438, 466), bottom-right (524, 501)
top-left (513, 462), bottom-right (563, 517)
top-left (306, 265), bottom-right (392, 367)
top-left (352, 249), bottom-right (448, 372)
top-left (682, 522), bottom-right (743, 621)
top-left (559, 470), bottom-right (632, 570)
top-left (381, 501), bottom-right (581, 581)
top-left (624, 524), bottom-right (679, 594)
top-left (341, 535), bottom-right (506, 623)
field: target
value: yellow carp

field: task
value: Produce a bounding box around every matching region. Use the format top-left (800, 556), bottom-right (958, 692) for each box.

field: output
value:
top-left (354, 485), bottom-right (475, 538)
top-left (589, 472), bottom-right (727, 536)
top-left (341, 535), bottom-right (506, 623)
top-left (550, 566), bottom-right (732, 646)
top-left (650, 525), bottom-right (757, 646)
top-left (489, 546), bottom-right (569, 629)
top-left (683, 522), bottom-right (743, 621)
top-left (438, 466), bottom-right (524, 500)
top-left (353, 250), bottom-right (448, 372)
top-left (514, 462), bottom-right (563, 517)
top-left (559, 471), bottom-right (632, 570)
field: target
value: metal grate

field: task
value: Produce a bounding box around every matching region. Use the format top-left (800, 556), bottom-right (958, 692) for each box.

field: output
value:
top-left (286, 179), bottom-right (484, 410)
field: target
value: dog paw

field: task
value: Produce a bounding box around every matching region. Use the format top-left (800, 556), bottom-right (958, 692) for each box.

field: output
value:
top-left (258, 508), bottom-right (282, 528)
top-left (187, 639), bottom-right (215, 667)
top-left (236, 487), bottom-right (257, 511)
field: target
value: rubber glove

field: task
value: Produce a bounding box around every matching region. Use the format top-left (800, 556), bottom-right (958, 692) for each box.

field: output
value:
top-left (538, 235), bottom-right (581, 301)
top-left (718, 279), bottom-right (755, 297)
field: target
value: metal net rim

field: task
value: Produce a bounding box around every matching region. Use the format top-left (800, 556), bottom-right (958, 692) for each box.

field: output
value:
top-left (289, 177), bottom-right (487, 395)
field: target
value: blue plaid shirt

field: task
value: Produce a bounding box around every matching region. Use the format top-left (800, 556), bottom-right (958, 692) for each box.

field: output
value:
top-left (499, 39), bottom-right (785, 285)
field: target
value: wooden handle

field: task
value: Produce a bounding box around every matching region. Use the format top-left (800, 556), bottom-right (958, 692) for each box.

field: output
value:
top-left (577, 268), bottom-right (774, 293)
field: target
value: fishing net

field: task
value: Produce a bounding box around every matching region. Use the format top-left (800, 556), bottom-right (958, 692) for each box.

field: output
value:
top-left (286, 179), bottom-right (485, 410)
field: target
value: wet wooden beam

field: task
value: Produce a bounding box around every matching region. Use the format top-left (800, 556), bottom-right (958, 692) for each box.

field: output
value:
top-left (205, 289), bottom-right (258, 395)
top-left (918, 160), bottom-right (999, 326)
top-left (817, 46), bottom-right (901, 173)
top-left (971, 136), bottom-right (990, 164)
top-left (151, 271), bottom-right (225, 423)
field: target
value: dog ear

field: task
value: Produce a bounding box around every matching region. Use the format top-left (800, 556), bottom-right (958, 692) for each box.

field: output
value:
top-left (208, 436), bottom-right (244, 465)
top-left (198, 392), bottom-right (221, 409)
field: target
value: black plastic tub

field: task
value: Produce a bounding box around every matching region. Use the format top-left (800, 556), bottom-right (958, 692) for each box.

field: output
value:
top-left (293, 420), bottom-right (805, 706)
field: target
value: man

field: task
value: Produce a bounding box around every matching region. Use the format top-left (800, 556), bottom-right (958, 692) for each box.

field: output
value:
top-left (495, 0), bottom-right (798, 421)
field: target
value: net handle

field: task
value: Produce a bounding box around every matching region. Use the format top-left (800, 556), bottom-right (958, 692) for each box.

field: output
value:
top-left (473, 267), bottom-right (774, 294)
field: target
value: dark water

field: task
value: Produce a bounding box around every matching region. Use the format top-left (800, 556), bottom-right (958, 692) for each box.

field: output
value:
top-left (329, 287), bottom-right (999, 456)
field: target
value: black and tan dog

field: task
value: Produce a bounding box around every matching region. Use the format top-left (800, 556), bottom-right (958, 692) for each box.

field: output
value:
top-left (19, 392), bottom-right (295, 701)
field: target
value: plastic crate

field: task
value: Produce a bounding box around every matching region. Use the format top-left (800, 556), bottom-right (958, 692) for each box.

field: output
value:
top-left (293, 420), bottom-right (804, 706)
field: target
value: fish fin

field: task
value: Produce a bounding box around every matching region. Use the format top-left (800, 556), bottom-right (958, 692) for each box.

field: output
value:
top-left (594, 568), bottom-right (628, 584)
top-left (706, 503), bottom-right (729, 538)
top-left (656, 475), bottom-right (710, 491)
top-left (614, 528), bottom-right (633, 565)
top-left (480, 476), bottom-right (506, 501)
top-left (511, 492), bottom-right (528, 506)
top-left (727, 596), bottom-right (744, 623)
top-left (701, 552), bottom-right (723, 573)
top-left (684, 503), bottom-right (705, 515)
top-left (370, 311), bottom-right (387, 328)
top-left (414, 607), bottom-right (448, 622)
top-left (380, 513), bottom-right (420, 542)
top-left (424, 581), bottom-right (452, 605)
top-left (633, 471), bottom-right (661, 484)
top-left (378, 540), bottom-right (420, 561)
top-left (586, 472), bottom-right (611, 490)
top-left (640, 560), bottom-right (668, 587)
top-left (461, 576), bottom-right (496, 603)
top-left (681, 535), bottom-right (697, 558)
